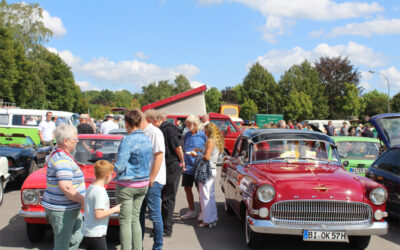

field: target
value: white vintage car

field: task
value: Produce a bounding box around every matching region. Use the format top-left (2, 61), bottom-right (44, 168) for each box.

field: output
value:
top-left (0, 156), bottom-right (10, 205)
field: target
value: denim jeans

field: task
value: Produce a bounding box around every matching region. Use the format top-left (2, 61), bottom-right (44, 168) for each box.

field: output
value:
top-left (45, 208), bottom-right (83, 250)
top-left (140, 182), bottom-right (164, 250)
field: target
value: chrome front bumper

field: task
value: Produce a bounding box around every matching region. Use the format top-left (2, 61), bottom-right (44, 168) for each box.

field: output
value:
top-left (19, 210), bottom-right (119, 220)
top-left (247, 216), bottom-right (388, 236)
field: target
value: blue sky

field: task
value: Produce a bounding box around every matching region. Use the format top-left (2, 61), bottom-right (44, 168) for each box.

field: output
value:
top-left (12, 0), bottom-right (400, 96)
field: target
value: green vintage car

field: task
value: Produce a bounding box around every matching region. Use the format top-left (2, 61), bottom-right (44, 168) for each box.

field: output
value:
top-left (332, 136), bottom-right (381, 176)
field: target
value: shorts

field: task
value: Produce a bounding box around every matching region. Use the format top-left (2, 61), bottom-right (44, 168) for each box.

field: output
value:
top-left (182, 173), bottom-right (196, 187)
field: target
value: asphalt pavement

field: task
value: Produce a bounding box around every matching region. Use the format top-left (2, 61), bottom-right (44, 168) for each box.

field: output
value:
top-left (0, 167), bottom-right (399, 250)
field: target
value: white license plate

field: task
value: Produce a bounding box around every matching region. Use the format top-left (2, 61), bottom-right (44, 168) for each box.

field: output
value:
top-left (350, 168), bottom-right (367, 173)
top-left (303, 230), bottom-right (347, 242)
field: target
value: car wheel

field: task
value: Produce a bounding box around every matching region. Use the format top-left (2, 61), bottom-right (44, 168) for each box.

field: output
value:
top-left (28, 161), bottom-right (38, 175)
top-left (224, 196), bottom-right (234, 215)
top-left (348, 236), bottom-right (371, 250)
top-left (0, 179), bottom-right (4, 206)
top-left (26, 223), bottom-right (46, 243)
top-left (245, 211), bottom-right (260, 248)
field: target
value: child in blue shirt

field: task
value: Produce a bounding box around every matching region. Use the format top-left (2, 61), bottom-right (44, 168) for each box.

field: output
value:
top-left (83, 160), bottom-right (121, 250)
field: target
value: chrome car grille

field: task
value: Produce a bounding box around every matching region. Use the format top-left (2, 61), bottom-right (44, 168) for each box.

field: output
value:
top-left (106, 189), bottom-right (117, 206)
top-left (270, 200), bottom-right (372, 225)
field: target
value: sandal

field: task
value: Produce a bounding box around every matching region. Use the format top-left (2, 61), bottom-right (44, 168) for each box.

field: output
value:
top-left (197, 222), bottom-right (217, 228)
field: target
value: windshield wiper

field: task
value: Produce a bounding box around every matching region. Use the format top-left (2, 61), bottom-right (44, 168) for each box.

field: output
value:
top-left (269, 156), bottom-right (296, 162)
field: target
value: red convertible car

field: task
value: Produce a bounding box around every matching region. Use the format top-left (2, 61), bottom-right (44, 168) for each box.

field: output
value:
top-left (221, 129), bottom-right (388, 249)
top-left (19, 134), bottom-right (122, 242)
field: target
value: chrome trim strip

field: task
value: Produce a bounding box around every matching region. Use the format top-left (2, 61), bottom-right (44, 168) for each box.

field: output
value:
top-left (9, 167), bottom-right (24, 171)
top-left (248, 216), bottom-right (388, 236)
top-left (19, 210), bottom-right (119, 220)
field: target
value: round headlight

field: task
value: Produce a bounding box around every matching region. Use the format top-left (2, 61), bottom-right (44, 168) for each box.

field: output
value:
top-left (369, 187), bottom-right (387, 205)
top-left (257, 185), bottom-right (275, 203)
top-left (22, 189), bottom-right (38, 205)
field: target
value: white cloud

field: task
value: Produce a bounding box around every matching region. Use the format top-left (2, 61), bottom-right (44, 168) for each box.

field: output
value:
top-left (198, 0), bottom-right (384, 42)
top-left (252, 42), bottom-right (389, 75)
top-left (41, 10), bottom-right (66, 38)
top-left (76, 81), bottom-right (100, 91)
top-left (360, 71), bottom-right (373, 90)
top-left (308, 29), bottom-right (325, 38)
top-left (190, 81), bottom-right (207, 88)
top-left (47, 48), bottom-right (200, 89)
top-left (380, 67), bottom-right (400, 90)
top-left (134, 52), bottom-right (149, 60)
top-left (327, 18), bottom-right (400, 37)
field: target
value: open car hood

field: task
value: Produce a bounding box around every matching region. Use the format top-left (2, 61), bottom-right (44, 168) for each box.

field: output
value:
top-left (369, 113), bottom-right (400, 148)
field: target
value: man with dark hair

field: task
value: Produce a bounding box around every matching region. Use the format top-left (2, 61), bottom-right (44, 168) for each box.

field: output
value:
top-left (361, 125), bottom-right (374, 138)
top-left (158, 113), bottom-right (185, 237)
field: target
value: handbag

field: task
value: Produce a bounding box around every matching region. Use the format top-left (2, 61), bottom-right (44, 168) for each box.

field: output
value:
top-left (193, 152), bottom-right (212, 184)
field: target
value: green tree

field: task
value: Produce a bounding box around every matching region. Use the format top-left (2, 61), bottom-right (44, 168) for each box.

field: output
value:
top-left (0, 26), bottom-right (18, 102)
top-left (205, 87), bottom-right (221, 112)
top-left (279, 60), bottom-right (328, 119)
top-left (362, 90), bottom-right (388, 116)
top-left (221, 86), bottom-right (239, 104)
top-left (334, 83), bottom-right (365, 117)
top-left (0, 0), bottom-right (53, 49)
top-left (43, 51), bottom-right (82, 112)
top-left (113, 90), bottom-right (132, 108)
top-left (392, 91), bottom-right (400, 112)
top-left (282, 91), bottom-right (313, 121)
top-left (315, 56), bottom-right (361, 118)
top-left (240, 98), bottom-right (258, 120)
top-left (242, 63), bottom-right (279, 114)
top-left (174, 74), bottom-right (191, 94)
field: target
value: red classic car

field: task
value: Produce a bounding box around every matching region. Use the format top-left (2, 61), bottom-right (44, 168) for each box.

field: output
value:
top-left (221, 129), bottom-right (388, 249)
top-left (19, 134), bottom-right (123, 242)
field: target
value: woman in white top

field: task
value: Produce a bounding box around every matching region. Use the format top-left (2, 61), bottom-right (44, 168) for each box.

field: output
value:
top-left (191, 123), bottom-right (224, 228)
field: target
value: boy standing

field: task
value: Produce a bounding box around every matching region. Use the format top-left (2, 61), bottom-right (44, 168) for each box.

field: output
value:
top-left (83, 160), bottom-right (121, 250)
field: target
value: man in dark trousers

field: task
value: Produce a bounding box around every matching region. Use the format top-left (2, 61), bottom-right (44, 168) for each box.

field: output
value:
top-left (159, 113), bottom-right (185, 237)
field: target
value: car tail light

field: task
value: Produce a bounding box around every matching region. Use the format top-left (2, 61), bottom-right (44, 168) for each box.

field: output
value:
top-left (7, 157), bottom-right (14, 167)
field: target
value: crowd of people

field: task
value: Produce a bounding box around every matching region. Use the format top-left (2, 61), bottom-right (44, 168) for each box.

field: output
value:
top-left (261, 119), bottom-right (377, 138)
top-left (40, 110), bottom-right (223, 250)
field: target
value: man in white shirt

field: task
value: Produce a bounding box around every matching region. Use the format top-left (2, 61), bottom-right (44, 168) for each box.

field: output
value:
top-left (99, 114), bottom-right (118, 134)
top-left (38, 112), bottom-right (56, 146)
top-left (140, 109), bottom-right (166, 250)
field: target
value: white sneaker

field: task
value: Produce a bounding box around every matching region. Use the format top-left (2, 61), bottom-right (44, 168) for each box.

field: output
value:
top-left (197, 212), bottom-right (203, 222)
top-left (181, 210), bottom-right (197, 219)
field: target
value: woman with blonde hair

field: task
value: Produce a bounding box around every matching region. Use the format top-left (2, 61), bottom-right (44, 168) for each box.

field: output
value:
top-left (190, 122), bottom-right (224, 227)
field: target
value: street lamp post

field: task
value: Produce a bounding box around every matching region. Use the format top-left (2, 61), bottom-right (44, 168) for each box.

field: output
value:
top-left (369, 70), bottom-right (390, 113)
top-left (254, 90), bottom-right (268, 114)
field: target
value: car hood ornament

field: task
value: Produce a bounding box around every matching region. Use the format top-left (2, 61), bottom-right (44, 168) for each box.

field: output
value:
top-left (313, 184), bottom-right (331, 192)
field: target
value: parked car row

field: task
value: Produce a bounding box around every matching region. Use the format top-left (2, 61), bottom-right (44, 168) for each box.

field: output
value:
top-left (15, 113), bottom-right (399, 249)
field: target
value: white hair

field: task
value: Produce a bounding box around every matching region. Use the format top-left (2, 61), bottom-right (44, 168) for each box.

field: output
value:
top-left (186, 115), bottom-right (203, 130)
top-left (55, 124), bottom-right (77, 145)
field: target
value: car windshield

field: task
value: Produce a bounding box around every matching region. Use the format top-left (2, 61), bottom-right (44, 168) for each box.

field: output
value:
top-left (251, 139), bottom-right (340, 163)
top-left (376, 116), bottom-right (400, 147)
top-left (72, 139), bottom-right (121, 164)
top-left (336, 141), bottom-right (380, 160)
top-left (0, 135), bottom-right (34, 147)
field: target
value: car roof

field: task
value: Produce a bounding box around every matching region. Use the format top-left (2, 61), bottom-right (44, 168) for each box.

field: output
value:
top-left (243, 129), bottom-right (335, 144)
top-left (331, 136), bottom-right (380, 143)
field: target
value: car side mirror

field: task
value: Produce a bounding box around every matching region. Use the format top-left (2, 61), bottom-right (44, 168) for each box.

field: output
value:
top-left (227, 126), bottom-right (231, 133)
